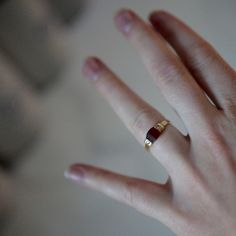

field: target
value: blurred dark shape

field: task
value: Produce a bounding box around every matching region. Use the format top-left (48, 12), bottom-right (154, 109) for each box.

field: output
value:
top-left (0, 0), bottom-right (7, 4)
top-left (0, 0), bottom-right (67, 88)
top-left (0, 51), bottom-right (43, 162)
top-left (0, 170), bottom-right (14, 234)
top-left (44, 0), bottom-right (86, 25)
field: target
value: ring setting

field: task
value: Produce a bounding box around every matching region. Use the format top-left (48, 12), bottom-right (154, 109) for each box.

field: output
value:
top-left (144, 120), bottom-right (170, 151)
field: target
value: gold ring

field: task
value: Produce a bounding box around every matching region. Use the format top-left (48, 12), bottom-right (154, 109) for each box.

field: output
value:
top-left (144, 120), bottom-right (170, 151)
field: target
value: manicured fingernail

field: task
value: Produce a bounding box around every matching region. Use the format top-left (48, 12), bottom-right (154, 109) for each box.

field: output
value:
top-left (64, 164), bottom-right (85, 182)
top-left (82, 57), bottom-right (103, 81)
top-left (115, 9), bottom-right (135, 35)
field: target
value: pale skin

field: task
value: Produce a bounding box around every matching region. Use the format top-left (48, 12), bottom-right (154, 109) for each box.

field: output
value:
top-left (65, 9), bottom-right (236, 236)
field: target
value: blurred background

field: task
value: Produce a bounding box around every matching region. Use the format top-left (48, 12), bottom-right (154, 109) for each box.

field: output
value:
top-left (0, 0), bottom-right (235, 235)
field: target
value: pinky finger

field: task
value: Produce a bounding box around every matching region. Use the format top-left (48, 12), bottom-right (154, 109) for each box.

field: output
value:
top-left (65, 163), bottom-right (178, 225)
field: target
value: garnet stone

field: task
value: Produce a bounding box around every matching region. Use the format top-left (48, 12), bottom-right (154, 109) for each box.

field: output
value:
top-left (146, 127), bottom-right (161, 143)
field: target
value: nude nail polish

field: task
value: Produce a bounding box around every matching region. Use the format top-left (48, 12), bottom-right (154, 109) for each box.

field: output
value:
top-left (64, 165), bottom-right (85, 182)
top-left (82, 57), bottom-right (102, 81)
top-left (115, 10), bottom-right (134, 35)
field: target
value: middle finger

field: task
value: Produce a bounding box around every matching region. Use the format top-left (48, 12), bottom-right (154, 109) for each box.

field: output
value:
top-left (82, 57), bottom-right (189, 175)
top-left (114, 9), bottom-right (217, 133)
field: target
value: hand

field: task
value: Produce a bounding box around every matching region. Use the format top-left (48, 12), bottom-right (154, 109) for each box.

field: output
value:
top-left (65, 9), bottom-right (236, 236)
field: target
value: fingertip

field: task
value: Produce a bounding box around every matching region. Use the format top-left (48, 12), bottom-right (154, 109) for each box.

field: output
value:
top-left (114, 8), bottom-right (135, 35)
top-left (64, 163), bottom-right (85, 181)
top-left (82, 57), bottom-right (103, 81)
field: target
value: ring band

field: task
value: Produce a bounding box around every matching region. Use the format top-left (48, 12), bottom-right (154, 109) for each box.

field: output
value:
top-left (144, 120), bottom-right (170, 151)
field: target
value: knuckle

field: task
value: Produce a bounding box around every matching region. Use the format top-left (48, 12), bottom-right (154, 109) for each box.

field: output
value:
top-left (193, 113), bottom-right (225, 147)
top-left (223, 96), bottom-right (236, 119)
top-left (124, 180), bottom-right (140, 205)
top-left (205, 123), bottom-right (225, 147)
top-left (151, 59), bottom-right (185, 87)
top-left (131, 107), bottom-right (155, 131)
top-left (203, 120), bottom-right (230, 156)
top-left (187, 40), bottom-right (216, 71)
top-left (201, 118), bottom-right (236, 171)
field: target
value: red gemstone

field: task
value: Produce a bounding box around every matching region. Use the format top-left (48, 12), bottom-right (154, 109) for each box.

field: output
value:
top-left (146, 127), bottom-right (160, 142)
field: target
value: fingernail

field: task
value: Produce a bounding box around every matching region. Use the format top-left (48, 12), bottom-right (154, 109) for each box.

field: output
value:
top-left (115, 9), bottom-right (134, 35)
top-left (82, 57), bottom-right (103, 81)
top-left (64, 165), bottom-right (85, 182)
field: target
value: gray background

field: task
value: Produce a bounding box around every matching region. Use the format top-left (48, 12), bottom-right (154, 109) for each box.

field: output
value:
top-left (3, 0), bottom-right (236, 235)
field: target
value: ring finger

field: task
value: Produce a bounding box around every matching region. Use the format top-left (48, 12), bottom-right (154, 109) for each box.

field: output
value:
top-left (83, 57), bottom-right (189, 176)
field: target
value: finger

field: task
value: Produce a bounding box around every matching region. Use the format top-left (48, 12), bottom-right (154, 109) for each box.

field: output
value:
top-left (65, 163), bottom-right (178, 225)
top-left (83, 57), bottom-right (189, 175)
top-left (114, 9), bottom-right (216, 132)
top-left (149, 11), bottom-right (236, 112)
